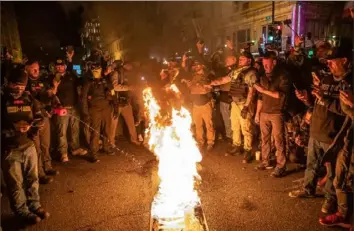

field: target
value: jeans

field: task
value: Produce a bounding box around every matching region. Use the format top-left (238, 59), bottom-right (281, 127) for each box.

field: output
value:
top-left (56, 108), bottom-right (80, 155)
top-left (33, 117), bottom-right (52, 176)
top-left (260, 113), bottom-right (286, 168)
top-left (2, 144), bottom-right (41, 216)
top-left (220, 102), bottom-right (232, 139)
top-left (303, 137), bottom-right (331, 195)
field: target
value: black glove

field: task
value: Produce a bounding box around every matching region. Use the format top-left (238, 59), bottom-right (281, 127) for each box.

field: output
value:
top-left (241, 106), bottom-right (249, 119)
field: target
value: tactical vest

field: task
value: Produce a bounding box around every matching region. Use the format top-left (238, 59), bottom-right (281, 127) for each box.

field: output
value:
top-left (4, 92), bottom-right (34, 140)
top-left (5, 92), bottom-right (34, 124)
top-left (229, 66), bottom-right (254, 102)
top-left (88, 78), bottom-right (111, 103)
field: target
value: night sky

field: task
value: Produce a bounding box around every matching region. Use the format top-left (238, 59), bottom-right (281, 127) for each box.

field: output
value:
top-left (14, 1), bottom-right (83, 61)
top-left (12, 2), bottom-right (208, 62)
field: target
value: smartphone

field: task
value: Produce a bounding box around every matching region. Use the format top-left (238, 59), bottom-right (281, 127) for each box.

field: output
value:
top-left (293, 83), bottom-right (298, 90)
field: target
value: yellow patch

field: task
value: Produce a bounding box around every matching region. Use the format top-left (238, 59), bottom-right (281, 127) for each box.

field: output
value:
top-left (39, 83), bottom-right (44, 87)
top-left (7, 106), bottom-right (18, 113)
top-left (22, 106), bottom-right (31, 112)
top-left (111, 89), bottom-right (115, 96)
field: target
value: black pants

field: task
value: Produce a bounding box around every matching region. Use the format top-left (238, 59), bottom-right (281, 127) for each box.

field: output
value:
top-left (89, 107), bottom-right (112, 155)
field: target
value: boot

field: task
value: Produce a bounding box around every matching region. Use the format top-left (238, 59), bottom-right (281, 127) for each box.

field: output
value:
top-left (227, 145), bottom-right (242, 155)
top-left (33, 207), bottom-right (50, 220)
top-left (242, 150), bottom-right (253, 163)
top-left (89, 153), bottom-right (100, 163)
top-left (39, 175), bottom-right (54, 185)
top-left (18, 213), bottom-right (41, 225)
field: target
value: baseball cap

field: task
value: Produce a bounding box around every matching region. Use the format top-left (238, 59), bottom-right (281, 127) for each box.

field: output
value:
top-left (327, 38), bottom-right (353, 61)
top-left (8, 65), bottom-right (28, 85)
top-left (55, 57), bottom-right (66, 66)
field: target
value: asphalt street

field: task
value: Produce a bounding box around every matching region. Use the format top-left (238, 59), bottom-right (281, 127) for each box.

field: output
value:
top-left (1, 139), bottom-right (345, 231)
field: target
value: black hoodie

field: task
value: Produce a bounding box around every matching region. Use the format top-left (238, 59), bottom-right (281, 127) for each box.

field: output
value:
top-left (309, 72), bottom-right (352, 144)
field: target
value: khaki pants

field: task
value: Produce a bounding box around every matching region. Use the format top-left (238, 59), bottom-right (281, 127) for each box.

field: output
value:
top-left (110, 104), bottom-right (138, 146)
top-left (231, 102), bottom-right (253, 151)
top-left (192, 102), bottom-right (215, 146)
top-left (260, 113), bottom-right (286, 169)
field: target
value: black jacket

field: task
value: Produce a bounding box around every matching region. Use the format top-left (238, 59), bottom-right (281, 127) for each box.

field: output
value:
top-left (1, 90), bottom-right (44, 151)
top-left (81, 76), bottom-right (114, 115)
top-left (308, 72), bottom-right (351, 144)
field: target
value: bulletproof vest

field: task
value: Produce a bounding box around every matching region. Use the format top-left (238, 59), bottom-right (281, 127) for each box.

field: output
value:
top-left (5, 92), bottom-right (34, 125)
top-left (229, 66), bottom-right (254, 101)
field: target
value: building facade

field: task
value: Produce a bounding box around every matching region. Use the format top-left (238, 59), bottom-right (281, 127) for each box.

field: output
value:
top-left (217, 1), bottom-right (336, 54)
top-left (80, 16), bottom-right (102, 60)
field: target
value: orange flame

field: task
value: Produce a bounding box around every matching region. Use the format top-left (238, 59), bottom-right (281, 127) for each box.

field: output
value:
top-left (143, 85), bottom-right (202, 220)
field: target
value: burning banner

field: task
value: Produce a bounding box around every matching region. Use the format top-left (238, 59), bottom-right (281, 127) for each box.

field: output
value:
top-left (143, 85), bottom-right (208, 231)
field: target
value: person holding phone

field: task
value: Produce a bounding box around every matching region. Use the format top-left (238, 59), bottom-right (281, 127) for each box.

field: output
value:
top-left (2, 67), bottom-right (50, 225)
top-left (51, 57), bottom-right (87, 163)
top-left (290, 38), bottom-right (352, 216)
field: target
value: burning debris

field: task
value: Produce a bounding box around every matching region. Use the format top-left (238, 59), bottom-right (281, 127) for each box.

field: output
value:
top-left (143, 85), bottom-right (208, 231)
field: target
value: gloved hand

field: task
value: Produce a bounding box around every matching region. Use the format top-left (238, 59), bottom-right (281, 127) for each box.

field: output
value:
top-left (241, 106), bottom-right (249, 119)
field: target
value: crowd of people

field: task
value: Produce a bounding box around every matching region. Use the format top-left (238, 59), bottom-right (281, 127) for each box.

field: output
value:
top-left (1, 33), bottom-right (353, 230)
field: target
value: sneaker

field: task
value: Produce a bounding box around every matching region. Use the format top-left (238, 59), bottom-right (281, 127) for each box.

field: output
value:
top-left (319, 212), bottom-right (350, 228)
top-left (227, 145), bottom-right (242, 155)
top-left (72, 148), bottom-right (87, 156)
top-left (131, 140), bottom-right (141, 146)
top-left (18, 213), bottom-right (41, 225)
top-left (89, 155), bottom-right (100, 163)
top-left (289, 189), bottom-right (315, 198)
top-left (39, 176), bottom-right (54, 185)
top-left (33, 207), bottom-right (50, 220)
top-left (61, 153), bottom-right (69, 163)
top-left (206, 144), bottom-right (214, 152)
top-left (45, 168), bottom-right (59, 176)
top-left (270, 167), bottom-right (287, 178)
top-left (104, 148), bottom-right (116, 156)
top-left (255, 162), bottom-right (274, 170)
top-left (242, 150), bottom-right (253, 164)
top-left (321, 197), bottom-right (337, 214)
